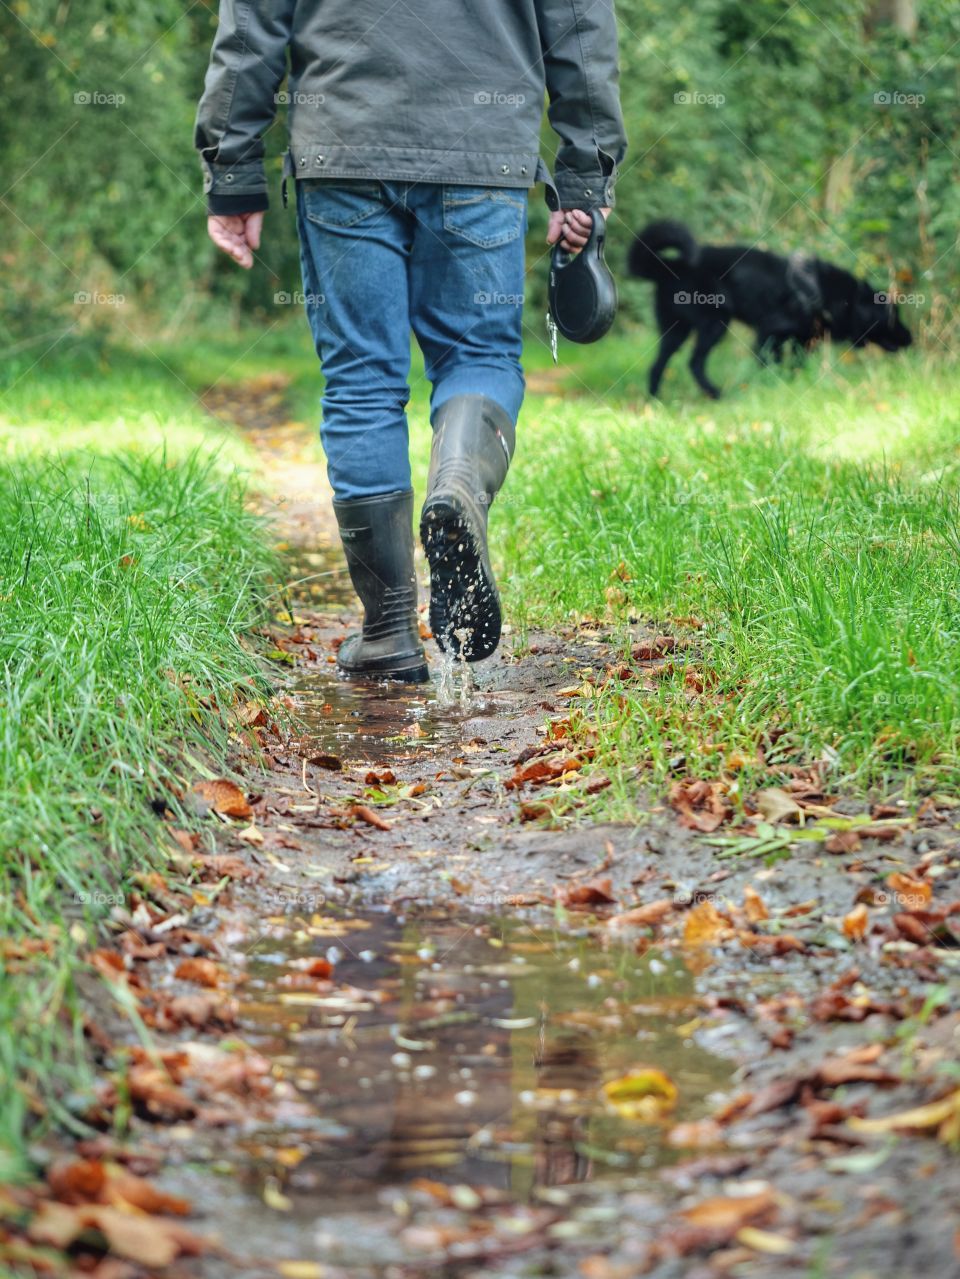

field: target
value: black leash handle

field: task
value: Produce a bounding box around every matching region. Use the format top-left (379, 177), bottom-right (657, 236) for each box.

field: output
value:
top-left (547, 211), bottom-right (618, 345)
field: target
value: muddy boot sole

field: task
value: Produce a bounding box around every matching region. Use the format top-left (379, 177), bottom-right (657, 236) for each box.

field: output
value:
top-left (420, 498), bottom-right (501, 662)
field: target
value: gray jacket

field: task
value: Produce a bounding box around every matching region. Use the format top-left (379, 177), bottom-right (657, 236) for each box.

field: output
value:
top-left (195, 0), bottom-right (626, 216)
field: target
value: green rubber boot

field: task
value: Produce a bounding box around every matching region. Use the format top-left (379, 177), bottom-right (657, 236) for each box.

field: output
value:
top-left (333, 489), bottom-right (429, 683)
top-left (419, 395), bottom-right (515, 662)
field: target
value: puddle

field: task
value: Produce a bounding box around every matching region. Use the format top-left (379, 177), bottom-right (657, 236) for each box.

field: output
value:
top-left (290, 673), bottom-right (502, 767)
top-left (195, 909), bottom-right (733, 1270)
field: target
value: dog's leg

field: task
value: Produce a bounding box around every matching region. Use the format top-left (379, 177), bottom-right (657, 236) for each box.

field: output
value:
top-left (688, 320), bottom-right (727, 399)
top-left (648, 322), bottom-right (691, 397)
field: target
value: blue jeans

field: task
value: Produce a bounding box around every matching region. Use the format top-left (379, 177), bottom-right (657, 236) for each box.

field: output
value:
top-left (295, 179), bottom-right (527, 501)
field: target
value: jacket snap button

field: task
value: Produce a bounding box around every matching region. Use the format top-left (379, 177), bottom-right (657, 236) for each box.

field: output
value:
top-left (298, 156), bottom-right (307, 166)
top-left (521, 166), bottom-right (527, 174)
top-left (316, 155), bottom-right (324, 164)
top-left (224, 173), bottom-right (234, 182)
top-left (584, 188), bottom-right (593, 197)
top-left (501, 164), bottom-right (510, 174)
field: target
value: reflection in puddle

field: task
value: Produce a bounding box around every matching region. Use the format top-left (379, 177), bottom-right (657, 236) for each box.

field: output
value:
top-left (293, 677), bottom-right (465, 765)
top-left (223, 909), bottom-right (731, 1264)
top-left (291, 671), bottom-right (513, 767)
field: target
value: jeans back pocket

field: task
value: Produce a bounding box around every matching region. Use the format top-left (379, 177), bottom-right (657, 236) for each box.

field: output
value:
top-left (441, 186), bottom-right (526, 248)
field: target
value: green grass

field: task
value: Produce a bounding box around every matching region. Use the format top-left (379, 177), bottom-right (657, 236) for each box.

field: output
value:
top-left (0, 346), bottom-right (277, 1178)
top-left (2, 318), bottom-right (957, 1173)
top-left (497, 334), bottom-right (960, 801)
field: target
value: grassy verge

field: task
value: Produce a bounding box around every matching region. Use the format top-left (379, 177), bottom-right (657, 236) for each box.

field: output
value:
top-left (498, 337), bottom-right (960, 804)
top-left (0, 346), bottom-right (276, 1178)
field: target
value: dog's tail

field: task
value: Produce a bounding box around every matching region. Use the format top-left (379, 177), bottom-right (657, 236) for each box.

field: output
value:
top-left (628, 220), bottom-right (699, 282)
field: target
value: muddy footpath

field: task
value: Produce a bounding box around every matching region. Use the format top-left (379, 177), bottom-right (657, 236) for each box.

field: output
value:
top-left (16, 381), bottom-right (960, 1279)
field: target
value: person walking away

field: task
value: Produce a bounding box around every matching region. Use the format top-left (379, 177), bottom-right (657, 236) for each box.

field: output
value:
top-left (196, 0), bottom-right (626, 681)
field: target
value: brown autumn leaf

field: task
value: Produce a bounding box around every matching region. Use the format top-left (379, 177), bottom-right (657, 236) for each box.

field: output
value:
top-left (350, 804), bottom-right (391, 831)
top-left (743, 886), bottom-right (769, 923)
top-left (888, 872), bottom-right (932, 910)
top-left (365, 769), bottom-right (397, 786)
top-left (506, 754), bottom-right (586, 790)
top-left (683, 899), bottom-right (728, 947)
top-left (680, 1188), bottom-right (777, 1232)
top-left (307, 753), bottom-right (342, 771)
top-left (754, 787), bottom-right (803, 824)
top-left (738, 931), bottom-right (806, 954)
top-left (607, 899), bottom-right (674, 931)
top-left (632, 636), bottom-right (677, 662)
top-left (46, 1158), bottom-right (106, 1204)
top-left (235, 701), bottom-right (267, 728)
top-left (192, 853), bottom-right (253, 881)
top-left (174, 957), bottom-right (220, 988)
top-left (561, 877), bottom-right (616, 908)
top-left (103, 1168), bottom-right (190, 1216)
top-left (669, 778), bottom-right (731, 832)
top-left (843, 903), bottom-right (869, 941)
top-left (825, 829), bottom-right (862, 855)
top-left (192, 779), bottom-right (252, 820)
top-left (28, 1201), bottom-right (207, 1268)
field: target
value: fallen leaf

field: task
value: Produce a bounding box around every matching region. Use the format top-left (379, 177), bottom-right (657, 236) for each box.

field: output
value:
top-left (350, 804), bottom-right (390, 831)
top-left (888, 873), bottom-right (932, 910)
top-left (754, 788), bottom-right (803, 824)
top-left (237, 823), bottom-right (265, 846)
top-left (842, 903), bottom-right (869, 942)
top-left (825, 830), bottom-right (862, 855)
top-left (173, 958), bottom-right (220, 988)
top-left (308, 753), bottom-right (342, 771)
top-left (607, 899), bottom-right (674, 931)
top-left (192, 779), bottom-right (252, 820)
top-left (29, 1202), bottom-right (206, 1268)
top-left (561, 877), bottom-right (616, 908)
top-left (735, 1226), bottom-right (795, 1255)
top-left (683, 899), bottom-right (728, 947)
top-left (680, 1189), bottom-right (776, 1231)
top-left (601, 1068), bottom-right (677, 1120)
top-left (848, 1089), bottom-right (960, 1139)
top-left (743, 886), bottom-right (768, 923)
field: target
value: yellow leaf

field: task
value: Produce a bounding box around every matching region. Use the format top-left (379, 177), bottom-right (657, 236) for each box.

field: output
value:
top-left (848, 1089), bottom-right (960, 1137)
top-left (736, 1226), bottom-right (795, 1255)
top-left (277, 1264), bottom-right (325, 1279)
top-left (263, 1176), bottom-right (293, 1212)
top-left (602, 1068), bottom-right (677, 1120)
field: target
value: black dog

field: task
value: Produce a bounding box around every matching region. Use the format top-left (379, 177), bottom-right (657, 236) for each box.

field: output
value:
top-left (629, 220), bottom-right (912, 398)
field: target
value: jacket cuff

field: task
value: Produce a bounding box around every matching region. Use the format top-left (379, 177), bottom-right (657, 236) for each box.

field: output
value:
top-left (553, 168), bottom-right (616, 211)
top-left (200, 156), bottom-right (269, 206)
top-left (207, 191), bottom-right (270, 216)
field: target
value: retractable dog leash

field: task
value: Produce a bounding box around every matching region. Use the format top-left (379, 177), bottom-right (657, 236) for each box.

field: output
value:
top-left (546, 210), bottom-right (618, 360)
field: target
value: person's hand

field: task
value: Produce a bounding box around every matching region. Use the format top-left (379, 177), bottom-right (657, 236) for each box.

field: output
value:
top-left (546, 207), bottom-right (612, 252)
top-left (206, 211), bottom-right (264, 269)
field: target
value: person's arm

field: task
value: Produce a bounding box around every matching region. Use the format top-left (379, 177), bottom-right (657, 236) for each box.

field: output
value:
top-left (535, 0), bottom-right (627, 214)
top-left (194, 0), bottom-right (295, 218)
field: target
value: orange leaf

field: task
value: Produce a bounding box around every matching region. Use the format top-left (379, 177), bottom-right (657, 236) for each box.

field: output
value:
top-left (192, 779), bottom-right (252, 820)
top-left (683, 899), bottom-right (727, 947)
top-left (888, 873), bottom-right (932, 910)
top-left (843, 903), bottom-right (869, 942)
top-left (174, 957), bottom-right (220, 988)
top-left (743, 886), bottom-right (768, 923)
top-left (351, 804), bottom-right (390, 831)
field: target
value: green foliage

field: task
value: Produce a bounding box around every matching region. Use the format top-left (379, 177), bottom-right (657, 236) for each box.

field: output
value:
top-left (2, 2), bottom-right (956, 344)
top-left (497, 337), bottom-right (960, 802)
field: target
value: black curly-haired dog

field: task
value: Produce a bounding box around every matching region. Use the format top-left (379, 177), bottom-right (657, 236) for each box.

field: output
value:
top-left (629, 219), bottom-right (913, 399)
